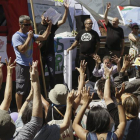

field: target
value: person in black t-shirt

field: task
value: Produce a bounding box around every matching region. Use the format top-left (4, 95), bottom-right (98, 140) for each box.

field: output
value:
top-left (104, 3), bottom-right (124, 57)
top-left (37, 2), bottom-right (69, 90)
top-left (67, 18), bottom-right (100, 81)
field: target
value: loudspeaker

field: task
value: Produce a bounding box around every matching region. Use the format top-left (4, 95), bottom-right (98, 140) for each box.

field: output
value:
top-left (75, 15), bottom-right (90, 32)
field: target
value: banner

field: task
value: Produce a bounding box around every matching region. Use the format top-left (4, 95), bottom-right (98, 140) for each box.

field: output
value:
top-left (117, 6), bottom-right (140, 25)
top-left (45, 37), bottom-right (77, 76)
top-left (0, 36), bottom-right (8, 63)
top-left (27, 1), bottom-right (71, 34)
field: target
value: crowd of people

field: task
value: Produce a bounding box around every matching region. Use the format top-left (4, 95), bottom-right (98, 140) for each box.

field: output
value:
top-left (0, 2), bottom-right (140, 140)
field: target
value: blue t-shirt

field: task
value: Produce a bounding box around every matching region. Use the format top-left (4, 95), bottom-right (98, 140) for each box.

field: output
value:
top-left (12, 31), bottom-right (39, 66)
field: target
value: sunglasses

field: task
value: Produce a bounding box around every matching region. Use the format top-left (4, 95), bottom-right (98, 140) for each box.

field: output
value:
top-left (134, 28), bottom-right (139, 30)
top-left (22, 23), bottom-right (31, 26)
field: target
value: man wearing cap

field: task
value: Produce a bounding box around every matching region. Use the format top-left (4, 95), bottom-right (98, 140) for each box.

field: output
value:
top-left (12, 15), bottom-right (52, 112)
top-left (104, 3), bottom-right (124, 57)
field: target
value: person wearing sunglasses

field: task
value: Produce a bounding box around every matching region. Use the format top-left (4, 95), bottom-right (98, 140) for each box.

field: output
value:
top-left (67, 18), bottom-right (100, 81)
top-left (128, 23), bottom-right (140, 59)
top-left (12, 15), bottom-right (52, 113)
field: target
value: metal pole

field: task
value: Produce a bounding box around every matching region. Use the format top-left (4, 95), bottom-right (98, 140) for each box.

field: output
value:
top-left (30, 0), bottom-right (48, 98)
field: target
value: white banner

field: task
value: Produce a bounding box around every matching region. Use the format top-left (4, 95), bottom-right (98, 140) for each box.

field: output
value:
top-left (117, 6), bottom-right (140, 25)
top-left (0, 36), bottom-right (8, 63)
top-left (27, 1), bottom-right (71, 34)
top-left (45, 37), bottom-right (77, 75)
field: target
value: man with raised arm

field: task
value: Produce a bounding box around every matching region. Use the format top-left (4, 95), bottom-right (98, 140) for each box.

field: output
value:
top-left (12, 15), bottom-right (52, 112)
top-left (67, 18), bottom-right (100, 81)
top-left (37, 2), bottom-right (69, 90)
top-left (14, 61), bottom-right (43, 140)
top-left (104, 3), bottom-right (124, 57)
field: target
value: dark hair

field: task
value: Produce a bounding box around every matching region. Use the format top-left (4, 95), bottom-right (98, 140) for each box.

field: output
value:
top-left (123, 94), bottom-right (139, 119)
top-left (86, 106), bottom-right (110, 133)
top-left (96, 79), bottom-right (115, 94)
top-left (22, 100), bottom-right (46, 125)
top-left (102, 55), bottom-right (111, 62)
top-left (129, 23), bottom-right (139, 29)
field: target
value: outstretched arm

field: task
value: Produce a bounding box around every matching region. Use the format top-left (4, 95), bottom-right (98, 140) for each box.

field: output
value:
top-left (114, 86), bottom-right (126, 140)
top-left (73, 87), bottom-right (94, 140)
top-left (73, 60), bottom-right (87, 111)
top-left (0, 58), bottom-right (16, 111)
top-left (114, 55), bottom-right (133, 88)
top-left (30, 61), bottom-right (43, 118)
top-left (92, 54), bottom-right (102, 77)
top-left (36, 19), bottom-right (52, 41)
top-left (104, 3), bottom-right (111, 25)
top-left (18, 86), bottom-right (33, 117)
top-left (14, 61), bottom-right (43, 140)
top-left (111, 55), bottom-right (121, 72)
top-left (60, 90), bottom-right (74, 133)
top-left (57, 2), bottom-right (69, 27)
top-left (104, 65), bottom-right (113, 105)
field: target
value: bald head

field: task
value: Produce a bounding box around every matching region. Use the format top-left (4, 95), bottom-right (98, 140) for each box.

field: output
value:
top-left (112, 17), bottom-right (119, 27)
top-left (84, 18), bottom-right (93, 31)
top-left (84, 18), bottom-right (92, 25)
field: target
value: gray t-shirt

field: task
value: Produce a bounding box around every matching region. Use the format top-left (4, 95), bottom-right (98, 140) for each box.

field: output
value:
top-left (14, 116), bottom-right (60, 140)
top-left (14, 116), bottom-right (42, 140)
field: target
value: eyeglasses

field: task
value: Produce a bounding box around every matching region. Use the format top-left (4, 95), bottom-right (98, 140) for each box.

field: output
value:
top-left (86, 23), bottom-right (93, 25)
top-left (22, 24), bottom-right (31, 26)
top-left (134, 28), bottom-right (139, 30)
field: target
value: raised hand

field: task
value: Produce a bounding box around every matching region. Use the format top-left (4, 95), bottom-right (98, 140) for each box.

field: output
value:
top-left (92, 54), bottom-right (101, 64)
top-left (67, 89), bottom-right (75, 107)
top-left (30, 60), bottom-right (39, 82)
top-left (111, 55), bottom-right (121, 64)
top-left (106, 3), bottom-right (111, 10)
top-left (81, 86), bottom-right (94, 105)
top-left (5, 57), bottom-right (16, 75)
top-left (76, 60), bottom-right (87, 74)
top-left (115, 83), bottom-right (125, 101)
top-left (122, 55), bottom-right (133, 69)
top-left (104, 65), bottom-right (113, 77)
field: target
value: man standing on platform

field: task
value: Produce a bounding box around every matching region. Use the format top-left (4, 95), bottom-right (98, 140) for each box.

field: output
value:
top-left (12, 15), bottom-right (52, 112)
top-left (37, 2), bottom-right (69, 90)
top-left (104, 3), bottom-right (124, 57)
top-left (67, 18), bottom-right (100, 81)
